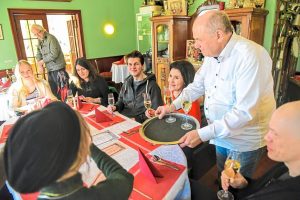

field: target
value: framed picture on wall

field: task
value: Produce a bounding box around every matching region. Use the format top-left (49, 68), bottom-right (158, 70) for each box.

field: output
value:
top-left (186, 40), bottom-right (201, 63)
top-left (168, 0), bottom-right (187, 16)
top-left (0, 24), bottom-right (3, 40)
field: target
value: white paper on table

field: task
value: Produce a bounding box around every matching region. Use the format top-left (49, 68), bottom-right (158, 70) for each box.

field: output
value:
top-left (94, 139), bottom-right (138, 171)
top-left (79, 156), bottom-right (105, 188)
top-left (92, 130), bottom-right (119, 146)
top-left (110, 141), bottom-right (138, 170)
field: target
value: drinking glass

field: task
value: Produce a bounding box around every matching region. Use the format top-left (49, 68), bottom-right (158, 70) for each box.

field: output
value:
top-left (67, 89), bottom-right (74, 108)
top-left (180, 90), bottom-right (192, 130)
top-left (217, 150), bottom-right (241, 200)
top-left (143, 93), bottom-right (152, 110)
top-left (164, 87), bottom-right (176, 123)
top-left (108, 93), bottom-right (115, 116)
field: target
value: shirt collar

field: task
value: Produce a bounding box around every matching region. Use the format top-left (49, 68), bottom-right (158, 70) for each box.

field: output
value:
top-left (217, 32), bottom-right (238, 62)
top-left (42, 31), bottom-right (48, 41)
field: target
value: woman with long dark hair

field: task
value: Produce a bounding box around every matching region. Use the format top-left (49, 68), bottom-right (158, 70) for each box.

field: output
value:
top-left (70, 58), bottom-right (109, 106)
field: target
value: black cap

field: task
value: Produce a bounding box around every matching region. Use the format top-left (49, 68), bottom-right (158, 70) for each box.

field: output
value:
top-left (4, 102), bottom-right (81, 193)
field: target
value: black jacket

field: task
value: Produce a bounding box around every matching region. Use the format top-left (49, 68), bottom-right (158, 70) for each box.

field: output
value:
top-left (38, 144), bottom-right (133, 200)
top-left (115, 73), bottom-right (163, 123)
top-left (70, 76), bottom-right (109, 106)
top-left (192, 163), bottom-right (300, 200)
top-left (235, 163), bottom-right (300, 200)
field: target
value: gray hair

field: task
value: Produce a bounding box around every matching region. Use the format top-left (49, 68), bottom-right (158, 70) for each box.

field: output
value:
top-left (31, 24), bottom-right (45, 32)
top-left (206, 11), bottom-right (233, 34)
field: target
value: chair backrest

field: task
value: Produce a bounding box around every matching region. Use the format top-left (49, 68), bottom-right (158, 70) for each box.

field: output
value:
top-left (87, 56), bottom-right (123, 73)
top-left (108, 86), bottom-right (119, 102)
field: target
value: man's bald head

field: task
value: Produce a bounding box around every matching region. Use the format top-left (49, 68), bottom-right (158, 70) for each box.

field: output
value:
top-left (194, 10), bottom-right (233, 35)
top-left (265, 101), bottom-right (300, 176)
top-left (192, 10), bottom-right (233, 57)
top-left (272, 101), bottom-right (300, 137)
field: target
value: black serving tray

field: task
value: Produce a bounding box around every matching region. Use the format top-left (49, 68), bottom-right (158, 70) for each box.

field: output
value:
top-left (140, 113), bottom-right (200, 144)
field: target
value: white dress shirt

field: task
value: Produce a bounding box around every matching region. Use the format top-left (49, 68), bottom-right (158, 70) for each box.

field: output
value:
top-left (173, 33), bottom-right (276, 152)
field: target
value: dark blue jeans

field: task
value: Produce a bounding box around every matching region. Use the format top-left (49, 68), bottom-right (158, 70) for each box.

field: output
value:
top-left (216, 146), bottom-right (266, 178)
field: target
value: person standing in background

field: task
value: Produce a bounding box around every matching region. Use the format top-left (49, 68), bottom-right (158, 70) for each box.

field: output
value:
top-left (31, 24), bottom-right (69, 101)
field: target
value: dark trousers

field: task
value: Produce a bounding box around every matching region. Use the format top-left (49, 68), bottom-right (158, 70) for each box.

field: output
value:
top-left (48, 68), bottom-right (69, 100)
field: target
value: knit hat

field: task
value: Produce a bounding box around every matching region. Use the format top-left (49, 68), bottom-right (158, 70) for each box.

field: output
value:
top-left (4, 101), bottom-right (81, 193)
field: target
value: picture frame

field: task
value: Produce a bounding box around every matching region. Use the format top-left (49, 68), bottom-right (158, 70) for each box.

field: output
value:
top-left (0, 24), bottom-right (3, 40)
top-left (186, 40), bottom-right (201, 64)
top-left (167, 0), bottom-right (187, 16)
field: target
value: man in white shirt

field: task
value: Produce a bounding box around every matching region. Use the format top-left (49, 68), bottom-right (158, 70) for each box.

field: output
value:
top-left (155, 10), bottom-right (276, 178)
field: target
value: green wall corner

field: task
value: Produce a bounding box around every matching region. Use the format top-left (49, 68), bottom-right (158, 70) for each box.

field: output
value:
top-left (0, 0), bottom-right (137, 70)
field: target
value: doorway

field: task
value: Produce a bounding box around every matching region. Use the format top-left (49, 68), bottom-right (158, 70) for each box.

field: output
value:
top-left (8, 9), bottom-right (85, 78)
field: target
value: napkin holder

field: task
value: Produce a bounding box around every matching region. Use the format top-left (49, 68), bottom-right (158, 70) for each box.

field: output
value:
top-left (95, 108), bottom-right (112, 123)
top-left (138, 149), bottom-right (163, 183)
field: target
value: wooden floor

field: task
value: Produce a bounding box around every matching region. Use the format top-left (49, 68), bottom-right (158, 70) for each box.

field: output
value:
top-left (197, 151), bottom-right (278, 192)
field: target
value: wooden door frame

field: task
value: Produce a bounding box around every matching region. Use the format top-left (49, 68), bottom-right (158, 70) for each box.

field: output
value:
top-left (14, 14), bottom-right (48, 60)
top-left (8, 8), bottom-right (86, 60)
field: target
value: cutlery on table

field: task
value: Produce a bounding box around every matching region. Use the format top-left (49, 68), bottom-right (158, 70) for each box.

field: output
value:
top-left (152, 155), bottom-right (179, 171)
top-left (123, 129), bottom-right (138, 136)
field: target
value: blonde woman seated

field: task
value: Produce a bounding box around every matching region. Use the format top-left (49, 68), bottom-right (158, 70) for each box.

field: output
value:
top-left (8, 60), bottom-right (56, 112)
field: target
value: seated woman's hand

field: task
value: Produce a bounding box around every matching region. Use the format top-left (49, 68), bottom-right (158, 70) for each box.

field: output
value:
top-left (82, 97), bottom-right (100, 104)
top-left (107, 105), bottom-right (116, 114)
top-left (221, 169), bottom-right (248, 191)
top-left (145, 108), bottom-right (156, 118)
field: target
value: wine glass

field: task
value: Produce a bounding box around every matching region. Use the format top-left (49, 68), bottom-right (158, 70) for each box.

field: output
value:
top-left (217, 150), bottom-right (241, 200)
top-left (67, 89), bottom-right (74, 108)
top-left (108, 93), bottom-right (115, 116)
top-left (164, 87), bottom-right (176, 123)
top-left (180, 90), bottom-right (192, 130)
top-left (143, 93), bottom-right (152, 110)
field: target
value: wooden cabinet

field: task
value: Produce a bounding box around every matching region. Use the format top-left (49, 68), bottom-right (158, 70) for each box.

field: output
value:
top-left (151, 16), bottom-right (190, 91)
top-left (224, 8), bottom-right (269, 45)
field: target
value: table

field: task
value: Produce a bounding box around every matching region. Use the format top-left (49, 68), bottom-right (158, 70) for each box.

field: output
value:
top-left (111, 63), bottom-right (129, 83)
top-left (0, 103), bottom-right (191, 200)
top-left (0, 92), bottom-right (14, 121)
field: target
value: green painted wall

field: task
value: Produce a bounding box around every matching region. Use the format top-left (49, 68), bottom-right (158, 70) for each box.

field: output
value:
top-left (134, 0), bottom-right (276, 53)
top-left (0, 0), bottom-right (278, 70)
top-left (0, 0), bottom-right (136, 70)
